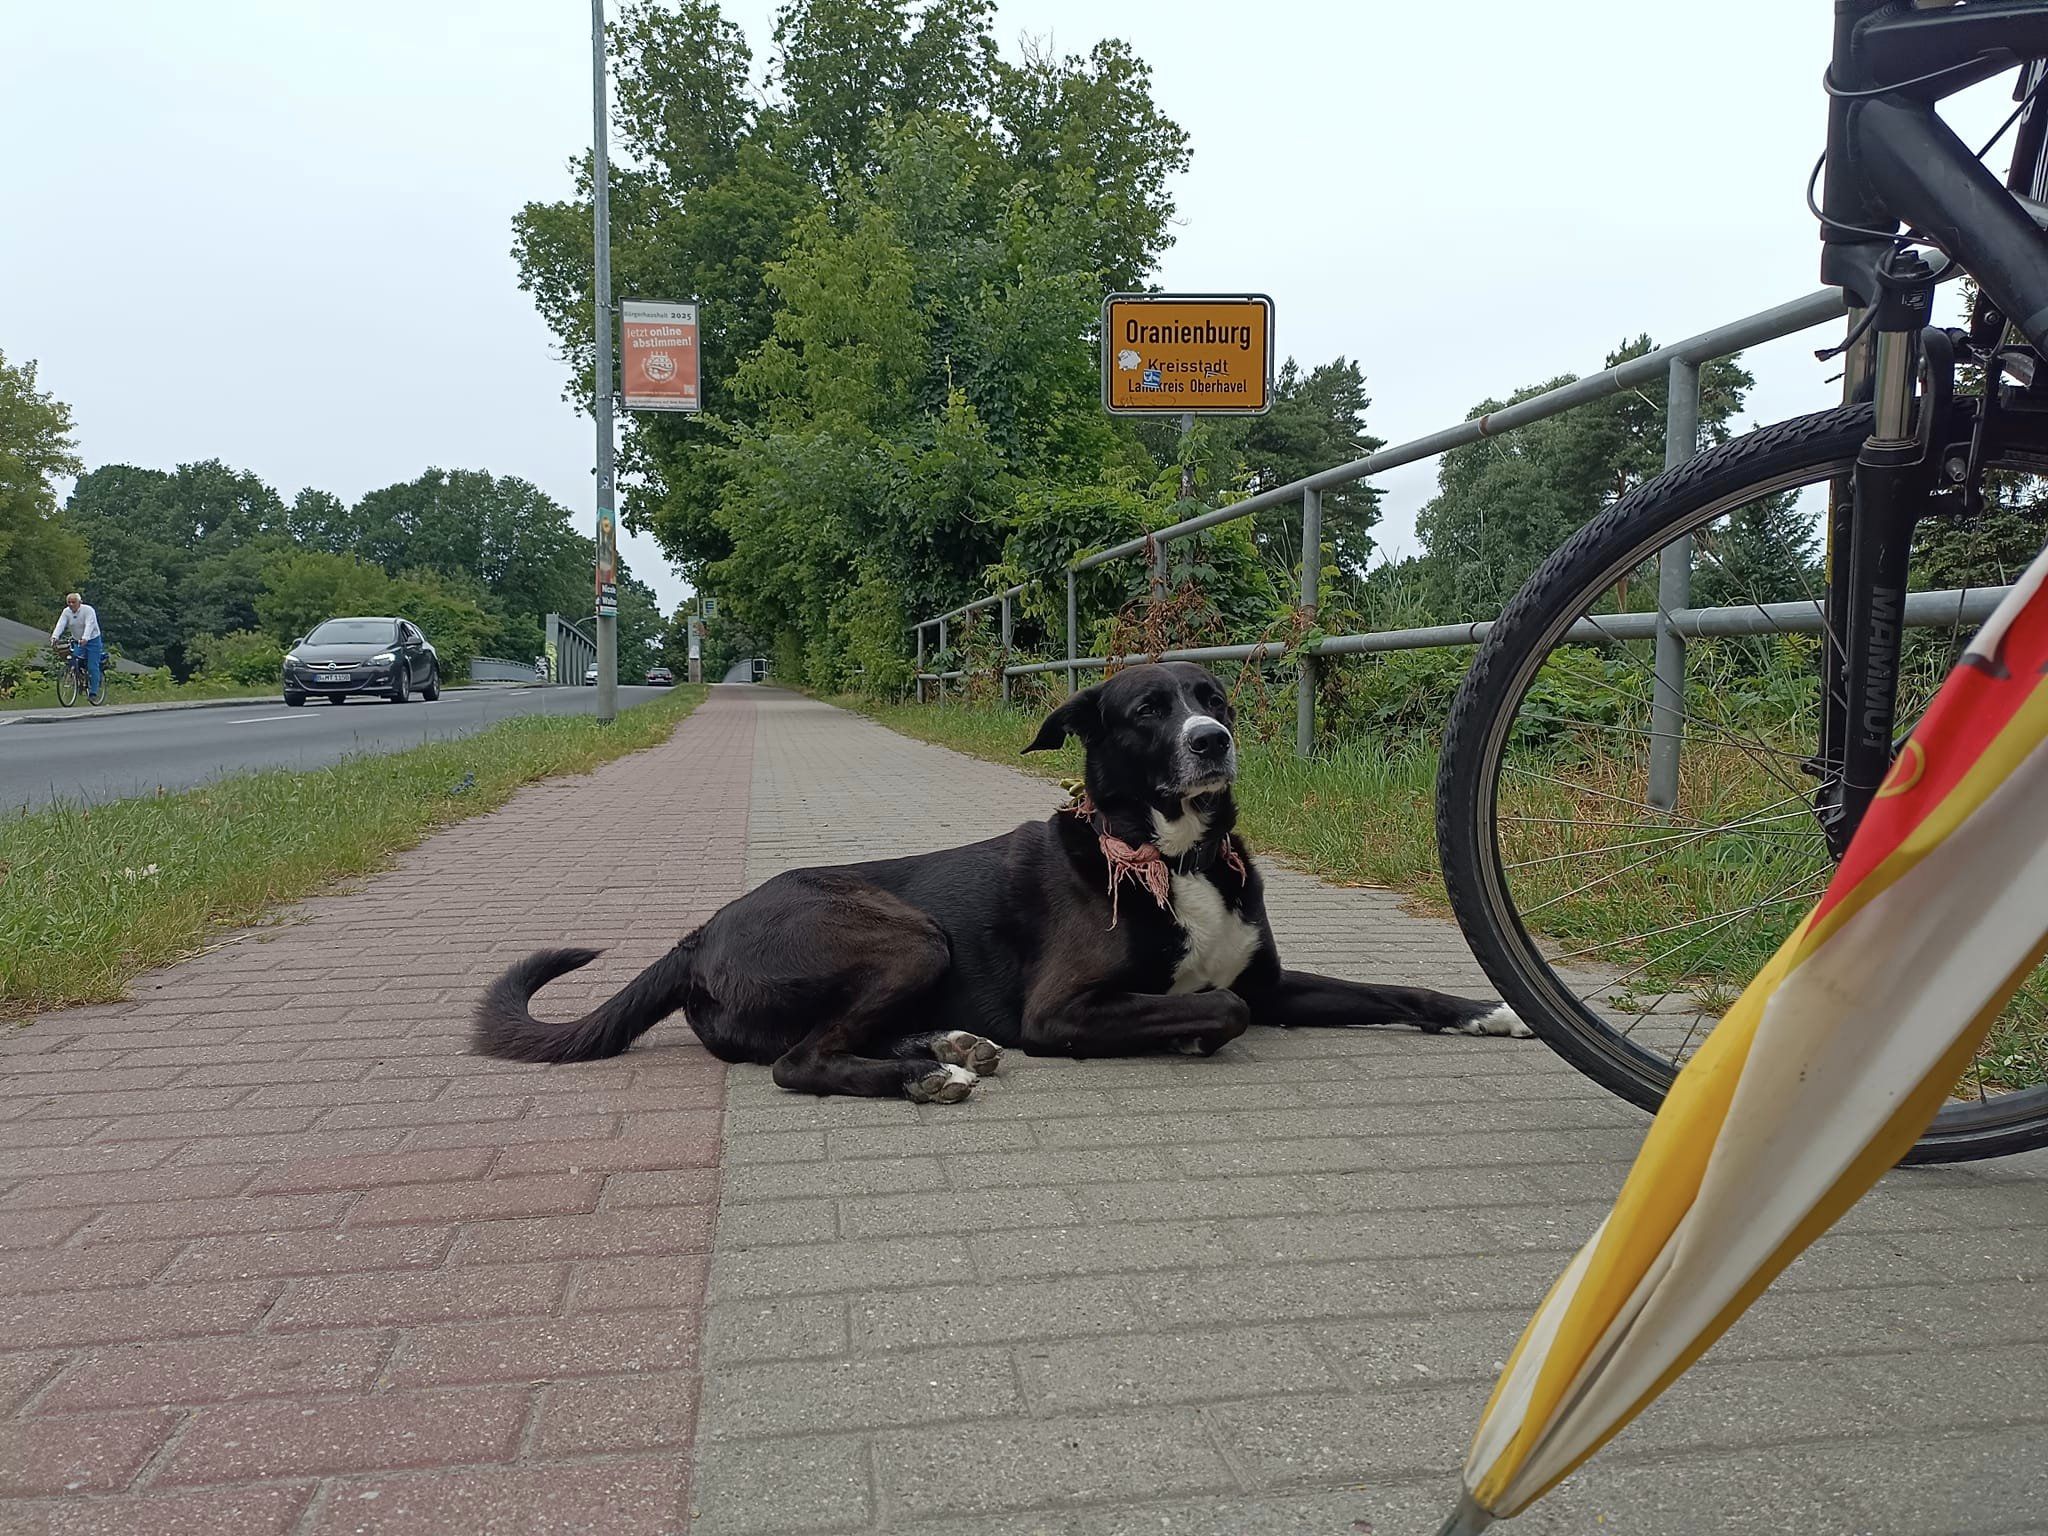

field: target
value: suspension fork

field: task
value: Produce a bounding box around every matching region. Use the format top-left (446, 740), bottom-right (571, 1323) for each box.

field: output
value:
top-left (1818, 265), bottom-right (1950, 859)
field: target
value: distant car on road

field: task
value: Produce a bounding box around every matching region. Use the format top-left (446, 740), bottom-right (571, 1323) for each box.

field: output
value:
top-left (645, 665), bottom-right (674, 686)
top-left (584, 663), bottom-right (599, 686)
top-left (283, 617), bottom-right (440, 707)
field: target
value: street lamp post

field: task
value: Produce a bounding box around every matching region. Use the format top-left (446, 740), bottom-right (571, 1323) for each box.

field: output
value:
top-left (590, 0), bottom-right (618, 724)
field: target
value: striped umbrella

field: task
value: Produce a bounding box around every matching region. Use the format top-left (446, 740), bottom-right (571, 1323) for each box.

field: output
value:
top-left (1438, 542), bottom-right (2048, 1533)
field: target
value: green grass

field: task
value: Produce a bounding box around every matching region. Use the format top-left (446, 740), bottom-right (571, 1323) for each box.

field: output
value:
top-left (836, 696), bottom-right (1447, 899)
top-left (0, 686), bottom-right (707, 1017)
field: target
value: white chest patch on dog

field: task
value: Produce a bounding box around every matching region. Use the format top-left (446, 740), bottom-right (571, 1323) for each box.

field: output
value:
top-left (1168, 871), bottom-right (1261, 994)
top-left (1150, 802), bottom-right (1207, 857)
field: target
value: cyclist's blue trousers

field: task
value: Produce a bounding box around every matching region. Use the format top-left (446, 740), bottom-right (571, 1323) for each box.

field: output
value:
top-left (70, 637), bottom-right (104, 695)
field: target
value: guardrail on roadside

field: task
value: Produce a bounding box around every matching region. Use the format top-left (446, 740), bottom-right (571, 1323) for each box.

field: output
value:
top-left (913, 288), bottom-right (1872, 778)
top-left (470, 656), bottom-right (543, 684)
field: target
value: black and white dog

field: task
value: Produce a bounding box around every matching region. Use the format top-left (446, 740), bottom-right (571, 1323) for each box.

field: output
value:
top-left (472, 662), bottom-right (1527, 1100)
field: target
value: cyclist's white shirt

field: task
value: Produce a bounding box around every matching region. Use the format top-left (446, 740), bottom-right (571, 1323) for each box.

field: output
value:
top-left (52, 603), bottom-right (101, 643)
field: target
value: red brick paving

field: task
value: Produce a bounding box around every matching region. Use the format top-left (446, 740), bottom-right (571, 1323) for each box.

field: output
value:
top-left (0, 688), bottom-right (754, 1535)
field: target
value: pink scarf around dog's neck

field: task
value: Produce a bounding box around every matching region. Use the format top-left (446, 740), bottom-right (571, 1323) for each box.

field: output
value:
top-left (1061, 787), bottom-right (1247, 929)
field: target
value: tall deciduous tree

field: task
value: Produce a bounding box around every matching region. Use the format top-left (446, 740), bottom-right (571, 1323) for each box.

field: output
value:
top-left (0, 350), bottom-right (87, 620)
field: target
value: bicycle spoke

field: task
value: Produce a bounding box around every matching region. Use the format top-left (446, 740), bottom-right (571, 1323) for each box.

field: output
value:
top-left (1501, 800), bottom-right (1819, 871)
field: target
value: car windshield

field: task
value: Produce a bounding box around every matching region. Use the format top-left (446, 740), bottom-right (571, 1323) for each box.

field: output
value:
top-left (305, 620), bottom-right (396, 645)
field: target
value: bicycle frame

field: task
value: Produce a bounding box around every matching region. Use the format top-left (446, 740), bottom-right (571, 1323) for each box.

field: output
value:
top-left (1817, 0), bottom-right (2048, 851)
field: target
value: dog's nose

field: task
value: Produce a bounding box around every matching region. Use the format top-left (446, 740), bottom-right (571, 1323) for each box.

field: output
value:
top-left (1187, 720), bottom-right (1233, 759)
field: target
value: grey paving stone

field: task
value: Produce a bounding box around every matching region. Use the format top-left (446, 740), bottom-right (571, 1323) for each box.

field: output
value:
top-left (1064, 1175), bottom-right (1315, 1224)
top-left (688, 1433), bottom-right (871, 1535)
top-left (703, 1295), bottom-right (850, 1366)
top-left (872, 1406), bottom-right (1239, 1519)
top-left (714, 1197), bottom-right (838, 1249)
top-left (838, 1184), bottom-right (1081, 1241)
top-left (970, 1220), bottom-right (1235, 1279)
top-left (724, 1129), bottom-right (826, 1163)
top-left (887, 1484), bottom-right (1448, 1536)
top-left (709, 1234), bottom-right (973, 1299)
top-left (1206, 1385), bottom-right (1478, 1487)
top-left (946, 1147), bottom-right (1178, 1189)
top-left (723, 1156), bottom-right (946, 1202)
top-left (699, 1346), bottom-right (1020, 1439)
top-left (849, 1274), bottom-right (1145, 1353)
top-left (685, 693), bottom-right (2048, 1536)
top-left (1214, 1208), bottom-right (1489, 1264)
top-left (1014, 1323), bottom-right (1344, 1413)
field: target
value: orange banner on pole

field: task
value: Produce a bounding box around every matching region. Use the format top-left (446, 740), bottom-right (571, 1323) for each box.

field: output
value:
top-left (621, 300), bottom-right (701, 413)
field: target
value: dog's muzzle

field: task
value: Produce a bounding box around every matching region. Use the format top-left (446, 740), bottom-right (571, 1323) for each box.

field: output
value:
top-left (1173, 713), bottom-right (1237, 791)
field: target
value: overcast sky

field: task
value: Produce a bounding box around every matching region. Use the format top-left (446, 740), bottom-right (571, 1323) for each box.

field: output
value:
top-left (0, 1), bottom-right (2016, 615)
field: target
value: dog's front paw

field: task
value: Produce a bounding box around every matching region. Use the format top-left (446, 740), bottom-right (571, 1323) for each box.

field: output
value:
top-left (906, 1062), bottom-right (978, 1104)
top-left (1458, 1004), bottom-right (1533, 1038)
top-left (931, 1030), bottom-right (1004, 1076)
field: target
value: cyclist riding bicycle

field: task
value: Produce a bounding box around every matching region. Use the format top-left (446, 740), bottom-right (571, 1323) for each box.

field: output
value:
top-left (50, 591), bottom-right (105, 698)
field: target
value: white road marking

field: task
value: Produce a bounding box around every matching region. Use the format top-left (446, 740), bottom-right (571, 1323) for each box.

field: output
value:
top-left (226, 713), bottom-right (308, 724)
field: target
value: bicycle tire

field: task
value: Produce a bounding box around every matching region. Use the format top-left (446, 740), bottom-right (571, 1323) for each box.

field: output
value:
top-left (1438, 402), bottom-right (2048, 1164)
top-left (56, 663), bottom-right (79, 708)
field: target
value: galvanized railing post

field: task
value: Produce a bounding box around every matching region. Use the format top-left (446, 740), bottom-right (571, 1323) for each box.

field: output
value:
top-left (1149, 535), bottom-right (1169, 606)
top-left (1065, 569), bottom-right (1079, 697)
top-left (1295, 487), bottom-right (1323, 757)
top-left (937, 615), bottom-right (949, 702)
top-left (1649, 357), bottom-right (1701, 812)
top-left (998, 592), bottom-right (1013, 705)
top-left (914, 622), bottom-right (926, 704)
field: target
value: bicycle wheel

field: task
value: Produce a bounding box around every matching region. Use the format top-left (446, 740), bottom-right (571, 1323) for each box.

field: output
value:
top-left (1439, 402), bottom-right (2048, 1163)
top-left (56, 662), bottom-right (79, 708)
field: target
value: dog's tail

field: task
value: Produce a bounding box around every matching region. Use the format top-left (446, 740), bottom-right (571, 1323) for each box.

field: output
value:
top-left (470, 937), bottom-right (698, 1063)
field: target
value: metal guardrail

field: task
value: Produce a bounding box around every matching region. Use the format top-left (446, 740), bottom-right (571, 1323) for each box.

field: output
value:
top-left (545, 614), bottom-right (597, 686)
top-left (913, 287), bottom-right (1873, 773)
top-left (470, 656), bottom-right (543, 684)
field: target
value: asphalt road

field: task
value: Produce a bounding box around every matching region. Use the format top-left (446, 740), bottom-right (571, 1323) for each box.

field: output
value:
top-left (0, 685), bottom-right (667, 810)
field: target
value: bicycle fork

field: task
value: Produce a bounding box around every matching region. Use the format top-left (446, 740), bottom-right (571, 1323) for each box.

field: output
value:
top-left (1818, 262), bottom-right (1946, 859)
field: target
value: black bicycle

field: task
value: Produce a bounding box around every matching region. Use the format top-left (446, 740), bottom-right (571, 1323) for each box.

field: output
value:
top-left (54, 644), bottom-right (106, 708)
top-left (1439, 1), bottom-right (2048, 1164)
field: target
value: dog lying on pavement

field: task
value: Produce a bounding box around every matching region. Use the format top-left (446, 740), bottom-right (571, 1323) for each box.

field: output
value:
top-left (472, 662), bottom-right (1529, 1099)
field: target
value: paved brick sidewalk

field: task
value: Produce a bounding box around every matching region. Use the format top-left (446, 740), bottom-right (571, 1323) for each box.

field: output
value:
top-left (694, 694), bottom-right (2048, 1536)
top-left (6, 687), bottom-right (2048, 1536)
top-left (0, 688), bottom-right (754, 1535)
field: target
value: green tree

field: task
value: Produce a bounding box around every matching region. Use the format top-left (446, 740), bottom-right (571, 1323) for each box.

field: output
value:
top-left (343, 469), bottom-right (594, 657)
top-left (1414, 339), bottom-right (1756, 618)
top-left (1225, 356), bottom-right (1384, 580)
top-left (511, 2), bottom-right (1199, 691)
top-left (0, 350), bottom-right (87, 620)
top-left (66, 459), bottom-right (288, 672)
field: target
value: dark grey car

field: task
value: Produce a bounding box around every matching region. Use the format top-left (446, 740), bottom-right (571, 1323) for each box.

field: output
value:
top-left (283, 617), bottom-right (441, 706)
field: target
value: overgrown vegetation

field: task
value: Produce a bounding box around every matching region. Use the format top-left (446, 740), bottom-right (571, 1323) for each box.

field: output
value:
top-left (0, 686), bottom-right (706, 1016)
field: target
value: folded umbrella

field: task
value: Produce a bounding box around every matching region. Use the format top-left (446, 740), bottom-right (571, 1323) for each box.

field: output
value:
top-left (1439, 543), bottom-right (2048, 1533)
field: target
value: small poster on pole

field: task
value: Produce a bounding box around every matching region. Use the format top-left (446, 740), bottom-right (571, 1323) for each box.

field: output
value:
top-left (621, 300), bottom-right (702, 413)
top-left (595, 505), bottom-right (619, 616)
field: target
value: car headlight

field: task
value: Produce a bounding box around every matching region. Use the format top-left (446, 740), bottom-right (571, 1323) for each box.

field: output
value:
top-left (369, 651), bottom-right (396, 665)
top-left (284, 653), bottom-right (299, 666)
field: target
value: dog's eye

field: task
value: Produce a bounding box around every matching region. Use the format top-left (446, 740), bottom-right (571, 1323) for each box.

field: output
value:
top-left (1131, 700), bottom-right (1161, 719)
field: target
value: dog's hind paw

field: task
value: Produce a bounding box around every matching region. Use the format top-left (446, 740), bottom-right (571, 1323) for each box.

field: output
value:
top-left (906, 1063), bottom-right (978, 1104)
top-left (1459, 1004), bottom-right (1534, 1038)
top-left (931, 1030), bottom-right (1004, 1076)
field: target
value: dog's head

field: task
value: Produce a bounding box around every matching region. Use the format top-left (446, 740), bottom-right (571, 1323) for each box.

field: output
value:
top-left (1023, 662), bottom-right (1238, 835)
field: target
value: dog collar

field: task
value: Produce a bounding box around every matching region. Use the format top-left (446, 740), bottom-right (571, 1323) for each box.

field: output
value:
top-left (1058, 783), bottom-right (1247, 928)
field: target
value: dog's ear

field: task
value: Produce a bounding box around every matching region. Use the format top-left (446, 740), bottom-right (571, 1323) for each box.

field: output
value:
top-left (1022, 688), bottom-right (1101, 753)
